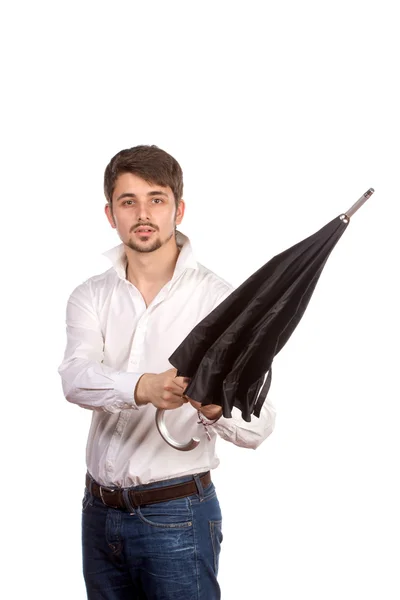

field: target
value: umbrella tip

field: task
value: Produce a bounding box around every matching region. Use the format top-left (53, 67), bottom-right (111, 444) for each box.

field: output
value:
top-left (341, 187), bottom-right (375, 221)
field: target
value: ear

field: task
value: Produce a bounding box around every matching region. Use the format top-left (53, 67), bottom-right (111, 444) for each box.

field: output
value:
top-left (175, 199), bottom-right (185, 225)
top-left (105, 203), bottom-right (117, 229)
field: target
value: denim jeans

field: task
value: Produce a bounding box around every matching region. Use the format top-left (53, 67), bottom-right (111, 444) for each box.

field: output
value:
top-left (82, 473), bottom-right (223, 599)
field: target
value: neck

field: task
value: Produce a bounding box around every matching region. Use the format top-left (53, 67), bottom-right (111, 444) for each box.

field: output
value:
top-left (125, 236), bottom-right (181, 288)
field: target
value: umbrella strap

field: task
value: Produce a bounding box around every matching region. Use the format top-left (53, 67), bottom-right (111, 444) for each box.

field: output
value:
top-left (197, 410), bottom-right (222, 441)
top-left (253, 368), bottom-right (272, 417)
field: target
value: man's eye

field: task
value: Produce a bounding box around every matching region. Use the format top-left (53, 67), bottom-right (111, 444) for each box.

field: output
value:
top-left (152, 198), bottom-right (163, 204)
top-left (123, 200), bottom-right (134, 205)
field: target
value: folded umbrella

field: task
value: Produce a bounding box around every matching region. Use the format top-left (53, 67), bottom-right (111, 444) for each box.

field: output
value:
top-left (156, 188), bottom-right (374, 451)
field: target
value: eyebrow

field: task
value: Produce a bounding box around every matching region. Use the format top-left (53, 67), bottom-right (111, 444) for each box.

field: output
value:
top-left (115, 191), bottom-right (169, 203)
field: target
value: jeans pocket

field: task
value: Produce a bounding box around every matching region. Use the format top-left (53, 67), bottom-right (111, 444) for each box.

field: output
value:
top-left (190, 481), bottom-right (217, 505)
top-left (136, 498), bottom-right (193, 529)
top-left (209, 520), bottom-right (223, 573)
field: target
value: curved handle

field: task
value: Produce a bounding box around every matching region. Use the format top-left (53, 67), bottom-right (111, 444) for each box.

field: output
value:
top-left (155, 408), bottom-right (200, 451)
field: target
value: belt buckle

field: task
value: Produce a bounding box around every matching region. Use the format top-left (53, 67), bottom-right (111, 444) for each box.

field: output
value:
top-left (99, 485), bottom-right (120, 509)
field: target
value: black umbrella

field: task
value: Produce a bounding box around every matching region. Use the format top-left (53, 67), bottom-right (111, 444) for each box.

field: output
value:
top-left (156, 188), bottom-right (374, 451)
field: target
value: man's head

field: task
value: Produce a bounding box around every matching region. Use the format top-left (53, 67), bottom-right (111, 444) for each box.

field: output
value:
top-left (104, 145), bottom-right (185, 254)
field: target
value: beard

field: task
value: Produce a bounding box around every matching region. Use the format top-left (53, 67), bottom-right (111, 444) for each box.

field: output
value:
top-left (126, 229), bottom-right (175, 253)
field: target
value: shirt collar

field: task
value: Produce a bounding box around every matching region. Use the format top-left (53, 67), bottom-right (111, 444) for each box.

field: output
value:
top-left (102, 230), bottom-right (199, 281)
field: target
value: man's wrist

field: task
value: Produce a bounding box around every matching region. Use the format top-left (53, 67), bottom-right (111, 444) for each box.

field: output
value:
top-left (198, 406), bottom-right (223, 421)
top-left (134, 374), bottom-right (151, 405)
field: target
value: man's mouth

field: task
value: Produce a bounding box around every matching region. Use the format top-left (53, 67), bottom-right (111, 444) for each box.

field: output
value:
top-left (135, 227), bottom-right (155, 234)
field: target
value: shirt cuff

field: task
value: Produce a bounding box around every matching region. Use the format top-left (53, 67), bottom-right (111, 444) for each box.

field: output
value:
top-left (114, 372), bottom-right (143, 410)
top-left (212, 415), bottom-right (237, 433)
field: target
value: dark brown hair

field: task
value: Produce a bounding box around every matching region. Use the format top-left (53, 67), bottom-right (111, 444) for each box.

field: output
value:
top-left (104, 145), bottom-right (184, 209)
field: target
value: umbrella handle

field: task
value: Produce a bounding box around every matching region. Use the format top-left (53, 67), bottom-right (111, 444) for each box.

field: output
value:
top-left (155, 408), bottom-right (201, 451)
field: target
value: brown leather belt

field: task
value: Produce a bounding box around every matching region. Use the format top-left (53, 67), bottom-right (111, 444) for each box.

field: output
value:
top-left (86, 471), bottom-right (211, 510)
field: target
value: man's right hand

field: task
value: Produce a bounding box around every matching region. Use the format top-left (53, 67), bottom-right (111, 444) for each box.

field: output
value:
top-left (134, 368), bottom-right (190, 410)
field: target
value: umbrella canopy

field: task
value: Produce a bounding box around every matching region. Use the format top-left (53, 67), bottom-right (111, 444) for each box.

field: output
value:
top-left (156, 188), bottom-right (374, 449)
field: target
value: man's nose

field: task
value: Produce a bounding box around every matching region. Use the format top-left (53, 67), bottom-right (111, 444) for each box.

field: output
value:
top-left (136, 203), bottom-right (151, 221)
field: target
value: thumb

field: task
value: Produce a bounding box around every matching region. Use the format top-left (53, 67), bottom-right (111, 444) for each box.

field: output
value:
top-left (188, 398), bottom-right (201, 410)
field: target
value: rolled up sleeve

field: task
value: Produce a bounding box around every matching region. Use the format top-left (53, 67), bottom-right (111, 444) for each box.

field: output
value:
top-left (57, 281), bottom-right (143, 413)
top-left (213, 395), bottom-right (276, 449)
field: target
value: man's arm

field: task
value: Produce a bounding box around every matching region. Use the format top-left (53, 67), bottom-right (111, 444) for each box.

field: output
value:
top-left (211, 395), bottom-right (276, 449)
top-left (57, 281), bottom-right (143, 412)
top-left (187, 386), bottom-right (276, 450)
top-left (58, 281), bottom-right (188, 413)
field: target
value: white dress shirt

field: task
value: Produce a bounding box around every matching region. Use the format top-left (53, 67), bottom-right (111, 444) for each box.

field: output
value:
top-left (58, 231), bottom-right (276, 487)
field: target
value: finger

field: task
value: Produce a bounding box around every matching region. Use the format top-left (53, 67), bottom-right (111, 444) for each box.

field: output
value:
top-left (168, 384), bottom-right (187, 399)
top-left (163, 386), bottom-right (189, 403)
top-left (164, 378), bottom-right (185, 393)
top-left (164, 397), bottom-right (186, 409)
top-left (172, 377), bottom-right (188, 391)
top-left (188, 399), bottom-right (202, 410)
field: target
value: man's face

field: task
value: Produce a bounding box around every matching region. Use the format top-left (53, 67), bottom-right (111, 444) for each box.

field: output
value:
top-left (105, 172), bottom-right (184, 253)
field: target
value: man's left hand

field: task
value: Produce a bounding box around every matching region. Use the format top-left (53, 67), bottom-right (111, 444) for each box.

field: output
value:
top-left (186, 397), bottom-right (223, 421)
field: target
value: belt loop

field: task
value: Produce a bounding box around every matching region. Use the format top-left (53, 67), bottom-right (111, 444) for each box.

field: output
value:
top-left (122, 488), bottom-right (137, 514)
top-left (86, 472), bottom-right (94, 495)
top-left (193, 474), bottom-right (204, 501)
top-left (86, 473), bottom-right (94, 506)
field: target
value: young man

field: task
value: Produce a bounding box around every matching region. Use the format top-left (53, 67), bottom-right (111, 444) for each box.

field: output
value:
top-left (58, 145), bottom-right (276, 600)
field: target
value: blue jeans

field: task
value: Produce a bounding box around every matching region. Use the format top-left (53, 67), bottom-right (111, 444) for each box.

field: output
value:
top-left (82, 473), bottom-right (223, 599)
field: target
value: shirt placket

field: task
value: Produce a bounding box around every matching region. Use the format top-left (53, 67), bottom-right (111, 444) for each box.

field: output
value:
top-left (105, 290), bottom-right (149, 482)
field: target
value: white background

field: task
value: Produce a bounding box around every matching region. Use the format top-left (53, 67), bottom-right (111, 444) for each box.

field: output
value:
top-left (1, 1), bottom-right (399, 598)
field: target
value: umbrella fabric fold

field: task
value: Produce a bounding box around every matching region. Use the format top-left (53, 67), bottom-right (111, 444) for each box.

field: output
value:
top-left (169, 216), bottom-right (348, 421)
